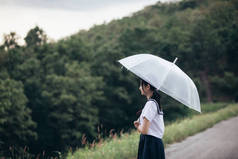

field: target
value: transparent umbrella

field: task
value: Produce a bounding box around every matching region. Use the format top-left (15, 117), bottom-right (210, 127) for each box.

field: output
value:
top-left (118, 54), bottom-right (201, 113)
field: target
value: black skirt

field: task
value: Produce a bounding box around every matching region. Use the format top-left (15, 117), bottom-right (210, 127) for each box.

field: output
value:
top-left (137, 134), bottom-right (165, 159)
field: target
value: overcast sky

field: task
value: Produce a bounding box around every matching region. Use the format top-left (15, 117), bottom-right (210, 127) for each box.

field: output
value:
top-left (0, 0), bottom-right (175, 44)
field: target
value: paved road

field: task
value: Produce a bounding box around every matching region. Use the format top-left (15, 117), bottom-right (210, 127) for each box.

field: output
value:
top-left (165, 116), bottom-right (238, 159)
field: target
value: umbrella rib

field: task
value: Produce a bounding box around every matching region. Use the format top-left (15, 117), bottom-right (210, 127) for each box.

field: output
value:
top-left (160, 87), bottom-right (201, 112)
top-left (158, 63), bottom-right (174, 90)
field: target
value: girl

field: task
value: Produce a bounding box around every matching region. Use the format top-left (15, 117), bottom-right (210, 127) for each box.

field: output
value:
top-left (134, 79), bottom-right (165, 159)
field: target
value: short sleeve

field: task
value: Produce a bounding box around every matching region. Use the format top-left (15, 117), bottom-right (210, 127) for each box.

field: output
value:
top-left (142, 101), bottom-right (157, 122)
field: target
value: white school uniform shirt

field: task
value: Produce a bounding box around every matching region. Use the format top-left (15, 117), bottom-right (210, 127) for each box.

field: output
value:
top-left (139, 100), bottom-right (165, 139)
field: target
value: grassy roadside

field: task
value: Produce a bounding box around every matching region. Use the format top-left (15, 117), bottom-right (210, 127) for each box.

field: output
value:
top-left (67, 103), bottom-right (238, 159)
top-left (163, 103), bottom-right (238, 145)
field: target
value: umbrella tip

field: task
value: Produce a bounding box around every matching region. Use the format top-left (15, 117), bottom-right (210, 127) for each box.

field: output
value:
top-left (173, 57), bottom-right (178, 64)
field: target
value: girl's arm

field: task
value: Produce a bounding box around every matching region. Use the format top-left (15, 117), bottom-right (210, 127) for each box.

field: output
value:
top-left (134, 117), bottom-right (150, 134)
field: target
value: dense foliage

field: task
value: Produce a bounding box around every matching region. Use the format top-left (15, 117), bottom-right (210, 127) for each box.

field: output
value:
top-left (0, 0), bottom-right (237, 156)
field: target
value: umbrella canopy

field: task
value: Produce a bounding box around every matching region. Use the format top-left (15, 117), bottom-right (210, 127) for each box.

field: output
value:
top-left (118, 54), bottom-right (201, 113)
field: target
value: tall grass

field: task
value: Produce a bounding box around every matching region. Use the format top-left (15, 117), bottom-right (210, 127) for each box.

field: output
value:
top-left (67, 103), bottom-right (238, 159)
top-left (164, 102), bottom-right (228, 125)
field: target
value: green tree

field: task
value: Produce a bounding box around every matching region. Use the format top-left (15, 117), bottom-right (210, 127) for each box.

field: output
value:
top-left (24, 26), bottom-right (47, 47)
top-left (90, 42), bottom-right (144, 132)
top-left (187, 1), bottom-right (238, 102)
top-left (210, 72), bottom-right (238, 101)
top-left (57, 36), bottom-right (92, 62)
top-left (0, 79), bottom-right (37, 151)
top-left (3, 32), bottom-right (20, 51)
top-left (41, 61), bottom-right (103, 150)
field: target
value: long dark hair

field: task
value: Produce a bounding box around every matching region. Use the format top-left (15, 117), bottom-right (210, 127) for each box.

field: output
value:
top-left (140, 79), bottom-right (162, 112)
